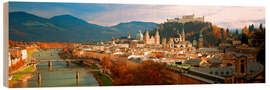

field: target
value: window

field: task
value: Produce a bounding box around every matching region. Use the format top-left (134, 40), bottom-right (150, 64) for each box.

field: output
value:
top-left (226, 71), bottom-right (229, 75)
top-left (227, 63), bottom-right (232, 66)
top-left (221, 72), bottom-right (224, 75)
top-left (241, 60), bottom-right (245, 73)
top-left (241, 63), bottom-right (245, 73)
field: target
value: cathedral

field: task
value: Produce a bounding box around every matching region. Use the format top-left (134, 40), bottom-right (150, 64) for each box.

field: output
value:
top-left (132, 27), bottom-right (194, 49)
top-left (144, 30), bottom-right (160, 45)
top-left (164, 27), bottom-right (193, 49)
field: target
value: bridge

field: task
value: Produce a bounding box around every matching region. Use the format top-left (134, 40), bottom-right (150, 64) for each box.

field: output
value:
top-left (36, 59), bottom-right (95, 62)
top-left (10, 68), bottom-right (99, 75)
top-left (11, 67), bottom-right (100, 87)
top-left (33, 59), bottom-right (99, 71)
top-left (26, 58), bottom-right (100, 86)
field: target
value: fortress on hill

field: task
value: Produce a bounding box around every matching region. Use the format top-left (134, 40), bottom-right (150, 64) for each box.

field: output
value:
top-left (167, 14), bottom-right (205, 23)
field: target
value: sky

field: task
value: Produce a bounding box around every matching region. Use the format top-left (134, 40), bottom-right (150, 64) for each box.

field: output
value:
top-left (9, 2), bottom-right (265, 29)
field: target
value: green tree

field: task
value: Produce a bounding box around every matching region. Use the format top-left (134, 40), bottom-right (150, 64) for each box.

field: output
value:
top-left (235, 29), bottom-right (239, 35)
top-left (249, 24), bottom-right (255, 32)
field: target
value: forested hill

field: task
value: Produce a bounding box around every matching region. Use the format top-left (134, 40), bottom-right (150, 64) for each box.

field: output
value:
top-left (9, 11), bottom-right (158, 42)
top-left (148, 21), bottom-right (223, 47)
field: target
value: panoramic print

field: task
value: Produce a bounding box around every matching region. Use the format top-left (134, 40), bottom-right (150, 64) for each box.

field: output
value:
top-left (7, 2), bottom-right (265, 87)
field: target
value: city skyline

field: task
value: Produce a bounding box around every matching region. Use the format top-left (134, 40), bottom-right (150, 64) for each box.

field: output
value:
top-left (9, 2), bottom-right (265, 29)
top-left (6, 2), bottom-right (265, 87)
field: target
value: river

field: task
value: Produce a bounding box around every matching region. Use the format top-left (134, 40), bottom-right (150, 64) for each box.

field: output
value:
top-left (9, 48), bottom-right (99, 88)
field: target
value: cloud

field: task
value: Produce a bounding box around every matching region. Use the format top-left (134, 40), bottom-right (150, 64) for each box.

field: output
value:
top-left (85, 5), bottom-right (265, 29)
top-left (9, 2), bottom-right (265, 29)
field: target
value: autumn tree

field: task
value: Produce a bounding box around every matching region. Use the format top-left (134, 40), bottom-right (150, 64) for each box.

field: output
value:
top-left (242, 26), bottom-right (249, 36)
top-left (111, 61), bottom-right (176, 85)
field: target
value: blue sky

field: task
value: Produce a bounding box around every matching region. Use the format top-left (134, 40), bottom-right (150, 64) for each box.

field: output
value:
top-left (9, 2), bottom-right (265, 29)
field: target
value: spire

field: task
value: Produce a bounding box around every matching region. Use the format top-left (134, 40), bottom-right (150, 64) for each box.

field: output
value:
top-left (200, 31), bottom-right (203, 38)
top-left (155, 30), bottom-right (159, 37)
top-left (182, 24), bottom-right (185, 34)
top-left (182, 24), bottom-right (185, 41)
top-left (176, 30), bottom-right (180, 34)
top-left (144, 31), bottom-right (149, 39)
top-left (127, 33), bottom-right (131, 39)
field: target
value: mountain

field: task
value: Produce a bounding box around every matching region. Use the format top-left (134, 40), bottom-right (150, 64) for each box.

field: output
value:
top-left (9, 11), bottom-right (158, 42)
top-left (9, 11), bottom-right (75, 42)
top-left (110, 21), bottom-right (158, 37)
top-left (49, 14), bottom-right (118, 41)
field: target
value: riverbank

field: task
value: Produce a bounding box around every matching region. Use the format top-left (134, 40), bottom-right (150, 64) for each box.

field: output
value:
top-left (81, 61), bottom-right (113, 86)
top-left (9, 65), bottom-right (37, 88)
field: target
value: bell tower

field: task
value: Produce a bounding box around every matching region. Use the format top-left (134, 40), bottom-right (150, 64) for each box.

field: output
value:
top-left (155, 30), bottom-right (160, 45)
top-left (232, 54), bottom-right (248, 83)
top-left (144, 31), bottom-right (150, 44)
top-left (182, 25), bottom-right (185, 41)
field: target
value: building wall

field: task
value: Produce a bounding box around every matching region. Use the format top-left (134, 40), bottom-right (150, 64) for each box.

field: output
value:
top-left (21, 49), bottom-right (27, 60)
top-left (167, 15), bottom-right (205, 23)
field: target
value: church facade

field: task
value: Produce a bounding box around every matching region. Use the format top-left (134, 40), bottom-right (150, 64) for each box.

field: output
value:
top-left (144, 30), bottom-right (160, 45)
top-left (164, 27), bottom-right (193, 49)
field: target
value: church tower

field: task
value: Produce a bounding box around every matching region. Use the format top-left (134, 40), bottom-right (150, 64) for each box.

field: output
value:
top-left (232, 54), bottom-right (248, 83)
top-left (127, 33), bottom-right (131, 39)
top-left (199, 31), bottom-right (204, 48)
top-left (144, 31), bottom-right (150, 44)
top-left (162, 38), bottom-right (166, 47)
top-left (168, 38), bottom-right (174, 48)
top-left (155, 30), bottom-right (160, 45)
top-left (182, 25), bottom-right (185, 41)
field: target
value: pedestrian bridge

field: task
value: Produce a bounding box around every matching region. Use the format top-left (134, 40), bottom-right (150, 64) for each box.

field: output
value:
top-left (10, 68), bottom-right (100, 86)
top-left (10, 68), bottom-right (100, 75)
top-left (36, 59), bottom-right (94, 62)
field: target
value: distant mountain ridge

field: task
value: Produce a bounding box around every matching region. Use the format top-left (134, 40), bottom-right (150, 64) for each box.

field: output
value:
top-left (111, 21), bottom-right (158, 38)
top-left (9, 11), bottom-right (158, 42)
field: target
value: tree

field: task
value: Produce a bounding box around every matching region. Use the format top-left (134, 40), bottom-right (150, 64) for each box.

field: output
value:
top-left (259, 23), bottom-right (265, 32)
top-left (242, 26), bottom-right (249, 36)
top-left (241, 34), bottom-right (248, 44)
top-left (249, 24), bottom-right (255, 32)
top-left (226, 28), bottom-right (230, 38)
top-left (111, 61), bottom-right (176, 85)
top-left (235, 30), bottom-right (239, 35)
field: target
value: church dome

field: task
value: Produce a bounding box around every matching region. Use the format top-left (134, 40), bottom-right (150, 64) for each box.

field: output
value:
top-left (136, 33), bottom-right (143, 38)
top-left (136, 31), bottom-right (143, 40)
top-left (193, 39), bottom-right (197, 43)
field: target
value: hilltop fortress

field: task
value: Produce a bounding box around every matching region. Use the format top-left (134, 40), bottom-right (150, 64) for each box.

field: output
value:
top-left (167, 14), bottom-right (205, 23)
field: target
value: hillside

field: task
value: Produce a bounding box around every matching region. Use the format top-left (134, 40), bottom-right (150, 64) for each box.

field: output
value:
top-left (9, 11), bottom-right (158, 42)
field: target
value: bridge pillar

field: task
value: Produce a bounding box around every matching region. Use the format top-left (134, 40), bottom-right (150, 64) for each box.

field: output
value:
top-left (76, 72), bottom-right (79, 86)
top-left (38, 72), bottom-right (42, 87)
top-left (48, 61), bottom-right (52, 71)
top-left (66, 61), bottom-right (71, 67)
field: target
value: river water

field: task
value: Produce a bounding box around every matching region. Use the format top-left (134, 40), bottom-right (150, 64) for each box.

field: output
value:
top-left (10, 49), bottom-right (99, 88)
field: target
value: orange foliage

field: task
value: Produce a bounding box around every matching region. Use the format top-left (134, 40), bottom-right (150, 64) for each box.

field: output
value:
top-left (111, 60), bottom-right (176, 85)
top-left (39, 42), bottom-right (66, 48)
top-left (243, 26), bottom-right (249, 35)
top-left (212, 25), bottom-right (222, 39)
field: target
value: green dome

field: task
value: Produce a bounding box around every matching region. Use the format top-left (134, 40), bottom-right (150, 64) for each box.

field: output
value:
top-left (200, 31), bottom-right (203, 38)
top-left (136, 31), bottom-right (143, 40)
